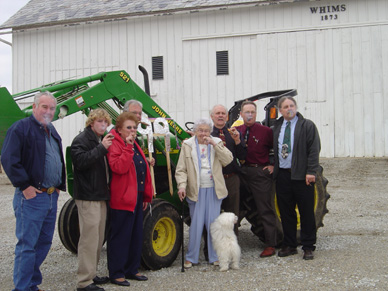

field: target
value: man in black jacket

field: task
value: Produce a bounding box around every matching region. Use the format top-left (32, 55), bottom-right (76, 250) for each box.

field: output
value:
top-left (71, 108), bottom-right (113, 291)
top-left (210, 104), bottom-right (246, 235)
top-left (273, 96), bottom-right (321, 260)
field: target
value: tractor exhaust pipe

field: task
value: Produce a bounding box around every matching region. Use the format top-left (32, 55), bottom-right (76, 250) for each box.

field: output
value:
top-left (138, 65), bottom-right (151, 96)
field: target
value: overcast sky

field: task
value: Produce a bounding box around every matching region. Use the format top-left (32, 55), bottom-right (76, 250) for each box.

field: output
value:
top-left (0, 0), bottom-right (30, 93)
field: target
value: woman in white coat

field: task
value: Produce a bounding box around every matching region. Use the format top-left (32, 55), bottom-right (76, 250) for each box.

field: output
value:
top-left (175, 118), bottom-right (233, 268)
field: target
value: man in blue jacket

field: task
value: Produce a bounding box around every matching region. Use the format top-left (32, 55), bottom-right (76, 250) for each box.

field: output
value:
top-left (273, 96), bottom-right (321, 260)
top-left (1, 91), bottom-right (66, 291)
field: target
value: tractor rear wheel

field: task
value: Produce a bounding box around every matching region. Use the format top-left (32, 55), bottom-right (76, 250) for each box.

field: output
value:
top-left (240, 165), bottom-right (330, 245)
top-left (58, 198), bottom-right (79, 254)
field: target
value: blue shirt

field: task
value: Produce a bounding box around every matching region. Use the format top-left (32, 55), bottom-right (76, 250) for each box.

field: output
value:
top-left (43, 128), bottom-right (63, 188)
top-left (278, 115), bottom-right (298, 169)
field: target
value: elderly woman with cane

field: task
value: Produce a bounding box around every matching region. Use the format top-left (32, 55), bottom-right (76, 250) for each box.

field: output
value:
top-left (175, 118), bottom-right (233, 268)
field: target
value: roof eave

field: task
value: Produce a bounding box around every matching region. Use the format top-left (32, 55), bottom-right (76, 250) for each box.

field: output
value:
top-left (0, 0), bottom-right (298, 31)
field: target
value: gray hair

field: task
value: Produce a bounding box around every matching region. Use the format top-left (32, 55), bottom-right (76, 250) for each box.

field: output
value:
top-left (123, 99), bottom-right (143, 112)
top-left (210, 104), bottom-right (228, 116)
top-left (34, 91), bottom-right (56, 106)
top-left (277, 96), bottom-right (297, 109)
top-left (193, 118), bottom-right (213, 132)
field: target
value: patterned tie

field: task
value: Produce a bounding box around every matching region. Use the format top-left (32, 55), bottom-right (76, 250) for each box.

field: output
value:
top-left (244, 127), bottom-right (250, 146)
top-left (219, 129), bottom-right (226, 146)
top-left (239, 127), bottom-right (250, 165)
top-left (282, 121), bottom-right (291, 159)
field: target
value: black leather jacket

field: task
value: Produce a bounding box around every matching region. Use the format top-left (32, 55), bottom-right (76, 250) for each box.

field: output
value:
top-left (70, 126), bottom-right (110, 200)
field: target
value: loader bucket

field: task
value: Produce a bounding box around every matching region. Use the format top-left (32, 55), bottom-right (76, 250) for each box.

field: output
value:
top-left (0, 87), bottom-right (26, 154)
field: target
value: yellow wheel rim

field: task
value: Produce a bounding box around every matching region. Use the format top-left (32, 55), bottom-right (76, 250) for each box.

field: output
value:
top-left (152, 217), bottom-right (176, 257)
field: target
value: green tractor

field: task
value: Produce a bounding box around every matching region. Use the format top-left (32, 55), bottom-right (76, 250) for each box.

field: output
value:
top-left (0, 67), bottom-right (329, 270)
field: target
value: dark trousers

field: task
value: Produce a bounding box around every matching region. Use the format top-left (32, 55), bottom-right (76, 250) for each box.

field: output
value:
top-left (222, 174), bottom-right (240, 235)
top-left (240, 166), bottom-right (277, 247)
top-left (276, 169), bottom-right (316, 250)
top-left (108, 192), bottom-right (144, 279)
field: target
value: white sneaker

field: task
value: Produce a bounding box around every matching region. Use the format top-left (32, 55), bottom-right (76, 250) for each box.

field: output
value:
top-left (184, 261), bottom-right (193, 268)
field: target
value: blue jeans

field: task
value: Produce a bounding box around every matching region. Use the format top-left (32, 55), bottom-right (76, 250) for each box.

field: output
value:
top-left (12, 188), bottom-right (58, 291)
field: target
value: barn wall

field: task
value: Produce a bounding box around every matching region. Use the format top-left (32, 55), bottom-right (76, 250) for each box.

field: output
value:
top-left (11, 0), bottom-right (388, 157)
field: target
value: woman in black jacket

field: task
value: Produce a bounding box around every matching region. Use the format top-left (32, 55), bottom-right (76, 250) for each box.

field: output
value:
top-left (71, 108), bottom-right (114, 291)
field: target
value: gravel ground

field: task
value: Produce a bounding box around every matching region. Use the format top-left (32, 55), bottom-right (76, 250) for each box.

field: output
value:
top-left (1, 157), bottom-right (388, 291)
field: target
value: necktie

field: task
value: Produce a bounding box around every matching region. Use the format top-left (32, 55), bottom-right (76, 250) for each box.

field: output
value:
top-left (244, 127), bottom-right (250, 145)
top-left (239, 127), bottom-right (249, 165)
top-left (219, 129), bottom-right (226, 146)
top-left (282, 121), bottom-right (291, 159)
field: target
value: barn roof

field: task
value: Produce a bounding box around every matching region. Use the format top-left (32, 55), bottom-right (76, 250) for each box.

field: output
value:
top-left (1, 0), bottom-right (307, 30)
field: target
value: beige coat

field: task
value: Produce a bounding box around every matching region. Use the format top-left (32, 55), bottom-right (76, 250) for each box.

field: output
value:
top-left (175, 136), bottom-right (233, 201)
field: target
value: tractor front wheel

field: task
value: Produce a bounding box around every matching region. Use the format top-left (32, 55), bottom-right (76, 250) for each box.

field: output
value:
top-left (141, 199), bottom-right (183, 270)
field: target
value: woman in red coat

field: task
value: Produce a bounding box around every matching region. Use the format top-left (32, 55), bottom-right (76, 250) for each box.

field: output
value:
top-left (107, 112), bottom-right (154, 287)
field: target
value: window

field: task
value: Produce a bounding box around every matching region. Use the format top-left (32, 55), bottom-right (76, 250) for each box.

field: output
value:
top-left (152, 56), bottom-right (164, 80)
top-left (216, 51), bottom-right (229, 75)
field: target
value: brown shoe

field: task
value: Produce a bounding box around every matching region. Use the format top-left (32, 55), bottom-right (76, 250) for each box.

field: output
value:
top-left (260, 247), bottom-right (276, 257)
top-left (303, 249), bottom-right (314, 260)
top-left (278, 246), bottom-right (298, 257)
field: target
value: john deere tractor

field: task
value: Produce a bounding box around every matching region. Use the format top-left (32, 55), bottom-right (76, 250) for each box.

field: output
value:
top-left (0, 67), bottom-right (329, 270)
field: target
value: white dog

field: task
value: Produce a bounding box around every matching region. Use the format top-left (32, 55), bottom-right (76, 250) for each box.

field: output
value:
top-left (210, 212), bottom-right (241, 271)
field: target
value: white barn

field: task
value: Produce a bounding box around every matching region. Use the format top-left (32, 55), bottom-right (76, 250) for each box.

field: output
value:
top-left (1, 0), bottom-right (387, 157)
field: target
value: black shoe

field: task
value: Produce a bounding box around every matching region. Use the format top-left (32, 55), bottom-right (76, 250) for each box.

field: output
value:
top-left (278, 246), bottom-right (298, 257)
top-left (110, 278), bottom-right (130, 286)
top-left (77, 283), bottom-right (105, 291)
top-left (93, 276), bottom-right (110, 285)
top-left (303, 249), bottom-right (314, 260)
top-left (126, 273), bottom-right (148, 281)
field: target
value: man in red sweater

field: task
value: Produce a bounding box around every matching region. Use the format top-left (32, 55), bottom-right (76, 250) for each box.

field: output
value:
top-left (236, 101), bottom-right (277, 258)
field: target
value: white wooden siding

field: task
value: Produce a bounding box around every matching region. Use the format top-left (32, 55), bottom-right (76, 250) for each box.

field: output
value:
top-left (10, 0), bottom-right (388, 157)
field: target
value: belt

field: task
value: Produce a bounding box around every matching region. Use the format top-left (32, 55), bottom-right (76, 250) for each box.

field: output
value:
top-left (40, 186), bottom-right (56, 194)
top-left (223, 173), bottom-right (236, 179)
top-left (280, 168), bottom-right (291, 173)
top-left (244, 163), bottom-right (264, 168)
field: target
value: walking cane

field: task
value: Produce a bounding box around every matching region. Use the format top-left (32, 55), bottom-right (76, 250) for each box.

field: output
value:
top-left (181, 201), bottom-right (185, 272)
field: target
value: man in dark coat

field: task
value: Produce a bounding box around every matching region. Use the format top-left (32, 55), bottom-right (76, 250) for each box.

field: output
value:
top-left (273, 96), bottom-right (321, 260)
top-left (210, 104), bottom-right (246, 235)
top-left (1, 91), bottom-right (66, 291)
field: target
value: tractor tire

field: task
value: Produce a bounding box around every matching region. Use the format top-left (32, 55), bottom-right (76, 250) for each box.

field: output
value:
top-left (58, 198), bottom-right (79, 254)
top-left (141, 199), bottom-right (183, 270)
top-left (240, 165), bottom-right (330, 245)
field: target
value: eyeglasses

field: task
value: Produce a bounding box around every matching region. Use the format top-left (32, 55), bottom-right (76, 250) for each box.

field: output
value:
top-left (197, 129), bottom-right (210, 133)
top-left (243, 111), bottom-right (256, 115)
top-left (126, 126), bottom-right (137, 130)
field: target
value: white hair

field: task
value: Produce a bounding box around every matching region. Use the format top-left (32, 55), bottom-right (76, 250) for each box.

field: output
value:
top-left (193, 118), bottom-right (213, 132)
top-left (34, 91), bottom-right (56, 106)
top-left (123, 99), bottom-right (143, 112)
top-left (210, 104), bottom-right (228, 116)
